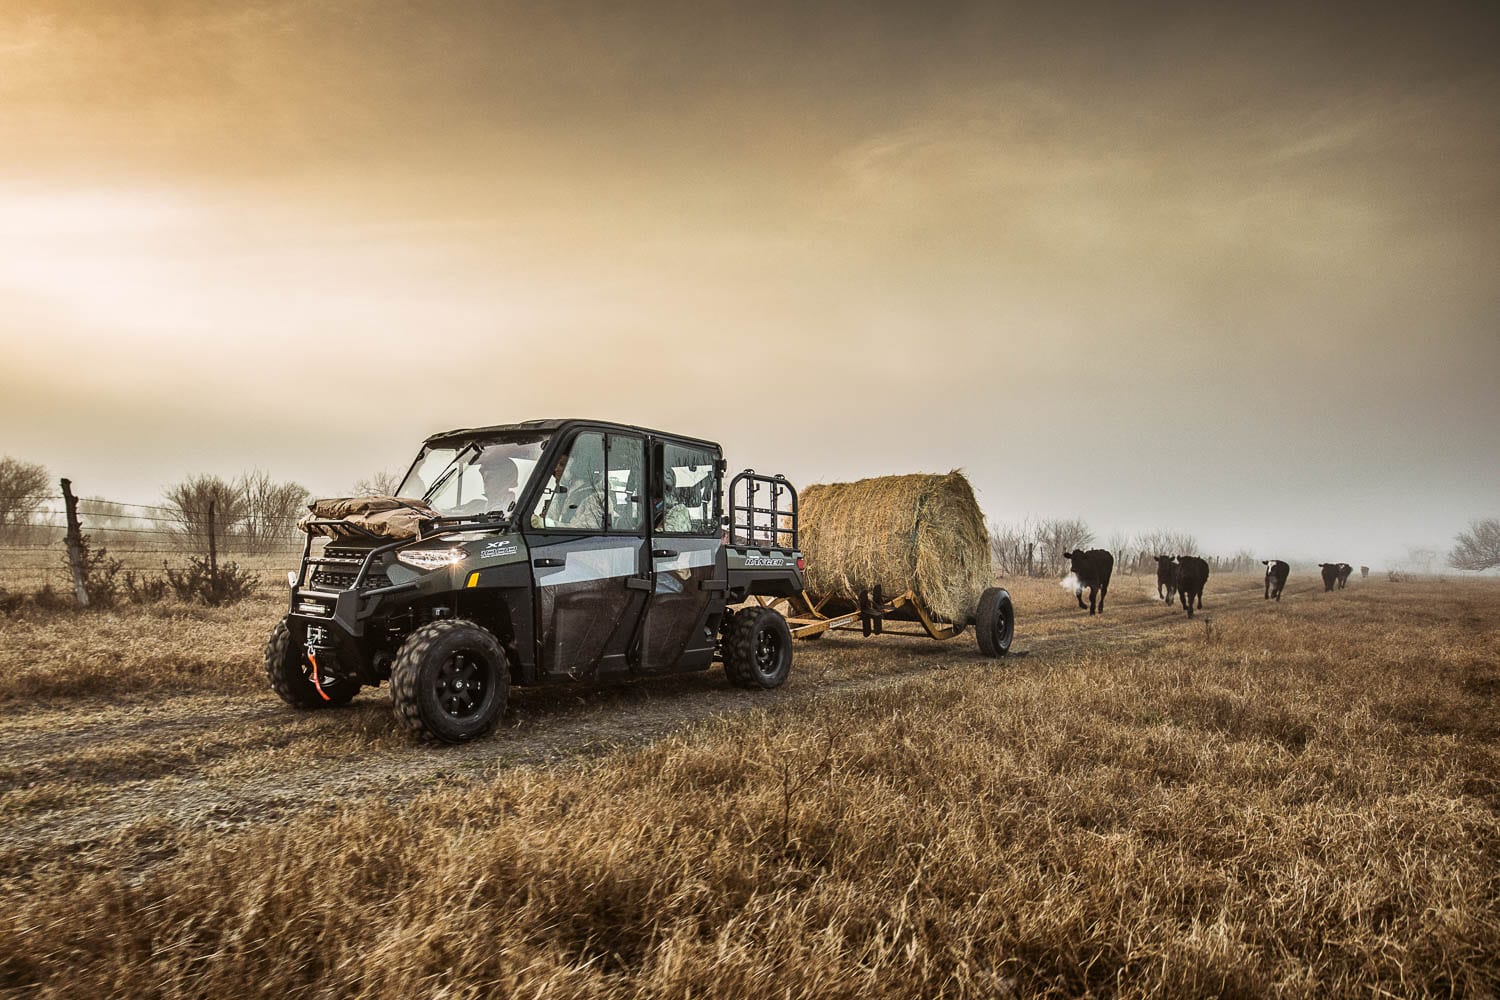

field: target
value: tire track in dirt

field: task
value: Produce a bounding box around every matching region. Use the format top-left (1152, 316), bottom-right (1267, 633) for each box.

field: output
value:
top-left (0, 579), bottom-right (1319, 886)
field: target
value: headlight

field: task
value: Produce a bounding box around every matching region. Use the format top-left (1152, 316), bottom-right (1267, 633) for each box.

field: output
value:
top-left (396, 546), bottom-right (466, 571)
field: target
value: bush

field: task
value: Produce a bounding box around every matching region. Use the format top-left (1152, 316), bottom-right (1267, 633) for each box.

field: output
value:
top-left (124, 567), bottom-right (171, 604)
top-left (165, 556), bottom-right (258, 606)
top-left (74, 535), bottom-right (124, 608)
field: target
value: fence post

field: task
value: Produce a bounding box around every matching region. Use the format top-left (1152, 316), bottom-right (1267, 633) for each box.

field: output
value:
top-left (207, 500), bottom-right (218, 592)
top-left (60, 478), bottom-right (90, 608)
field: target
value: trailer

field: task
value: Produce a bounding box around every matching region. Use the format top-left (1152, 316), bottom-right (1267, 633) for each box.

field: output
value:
top-left (726, 473), bottom-right (1014, 658)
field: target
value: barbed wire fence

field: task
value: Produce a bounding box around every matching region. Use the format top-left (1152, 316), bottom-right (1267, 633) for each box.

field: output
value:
top-left (0, 480), bottom-right (306, 604)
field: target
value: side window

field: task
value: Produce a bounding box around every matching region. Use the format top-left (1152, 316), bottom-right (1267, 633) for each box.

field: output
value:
top-left (656, 442), bottom-right (718, 536)
top-left (605, 435), bottom-right (644, 533)
top-left (531, 432), bottom-right (606, 531)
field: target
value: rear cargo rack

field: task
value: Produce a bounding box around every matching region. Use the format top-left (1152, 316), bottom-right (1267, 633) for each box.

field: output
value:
top-left (728, 471), bottom-right (797, 550)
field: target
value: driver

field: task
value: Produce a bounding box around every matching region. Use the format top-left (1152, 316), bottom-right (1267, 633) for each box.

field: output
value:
top-left (477, 455), bottom-right (520, 513)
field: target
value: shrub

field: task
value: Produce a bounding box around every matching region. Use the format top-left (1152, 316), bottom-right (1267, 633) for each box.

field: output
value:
top-left (74, 535), bottom-right (124, 608)
top-left (123, 567), bottom-right (171, 604)
top-left (165, 556), bottom-right (258, 606)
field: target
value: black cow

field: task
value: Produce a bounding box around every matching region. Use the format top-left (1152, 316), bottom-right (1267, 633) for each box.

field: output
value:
top-left (1174, 555), bottom-right (1209, 617)
top-left (1063, 549), bottom-right (1114, 615)
top-left (1336, 563), bottom-right (1353, 589)
top-left (1318, 563), bottom-right (1340, 591)
top-left (1154, 555), bottom-right (1177, 603)
top-left (1263, 559), bottom-right (1289, 601)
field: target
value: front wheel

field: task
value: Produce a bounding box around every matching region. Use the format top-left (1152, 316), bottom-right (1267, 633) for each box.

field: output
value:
top-left (390, 619), bottom-right (508, 743)
top-left (724, 607), bottom-right (793, 689)
top-left (265, 617), bottom-right (359, 708)
top-left (975, 587), bottom-right (1014, 658)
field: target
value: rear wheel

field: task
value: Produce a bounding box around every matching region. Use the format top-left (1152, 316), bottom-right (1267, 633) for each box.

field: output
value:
top-left (975, 587), bottom-right (1014, 658)
top-left (265, 617), bottom-right (359, 708)
top-left (390, 619), bottom-right (508, 743)
top-left (724, 607), bottom-right (793, 689)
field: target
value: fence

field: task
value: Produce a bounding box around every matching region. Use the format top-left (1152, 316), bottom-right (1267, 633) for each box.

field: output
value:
top-left (0, 479), bottom-right (305, 602)
top-left (996, 524), bottom-right (1266, 578)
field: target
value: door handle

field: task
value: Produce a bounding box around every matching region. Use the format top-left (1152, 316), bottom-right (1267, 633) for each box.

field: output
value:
top-left (625, 576), bottom-right (652, 591)
top-left (533, 557), bottom-right (565, 568)
top-left (652, 549), bottom-right (678, 558)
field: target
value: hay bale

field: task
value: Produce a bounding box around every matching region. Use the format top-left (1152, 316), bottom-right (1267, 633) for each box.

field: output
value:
top-left (796, 471), bottom-right (992, 624)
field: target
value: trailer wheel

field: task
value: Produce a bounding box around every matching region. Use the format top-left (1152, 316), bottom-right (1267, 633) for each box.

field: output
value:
top-left (265, 617), bottom-right (359, 708)
top-left (975, 587), bottom-right (1014, 658)
top-left (390, 619), bottom-right (508, 743)
top-left (725, 607), bottom-right (793, 689)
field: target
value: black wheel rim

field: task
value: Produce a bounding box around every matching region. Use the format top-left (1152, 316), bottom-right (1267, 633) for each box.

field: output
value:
top-left (754, 626), bottom-right (782, 676)
top-left (435, 651), bottom-right (489, 719)
top-left (994, 604), bottom-right (1013, 648)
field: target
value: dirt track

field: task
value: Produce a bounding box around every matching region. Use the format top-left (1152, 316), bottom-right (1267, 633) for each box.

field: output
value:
top-left (0, 576), bottom-right (1316, 886)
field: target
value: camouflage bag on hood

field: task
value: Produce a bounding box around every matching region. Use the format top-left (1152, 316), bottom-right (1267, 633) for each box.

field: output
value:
top-left (298, 496), bottom-right (439, 541)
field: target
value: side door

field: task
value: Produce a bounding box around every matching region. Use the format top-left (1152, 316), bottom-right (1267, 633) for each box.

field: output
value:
top-left (527, 431), bottom-right (650, 679)
top-left (637, 439), bottom-right (726, 672)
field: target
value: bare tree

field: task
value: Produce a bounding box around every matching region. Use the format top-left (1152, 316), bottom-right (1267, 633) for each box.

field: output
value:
top-left (353, 469), bottom-right (401, 496)
top-left (1449, 518), bottom-right (1500, 571)
top-left (1038, 518), bottom-right (1093, 576)
top-left (238, 470), bottom-right (310, 554)
top-left (989, 518), bottom-right (1041, 577)
top-left (1108, 531), bottom-right (1138, 574)
top-left (1400, 546), bottom-right (1439, 575)
top-left (163, 475), bottom-right (246, 552)
top-left (0, 456), bottom-right (50, 543)
top-left (1137, 529), bottom-right (1200, 560)
top-left (78, 498), bottom-right (146, 546)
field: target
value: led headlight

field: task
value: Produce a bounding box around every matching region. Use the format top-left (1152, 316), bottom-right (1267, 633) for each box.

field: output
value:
top-left (396, 546), bottom-right (466, 571)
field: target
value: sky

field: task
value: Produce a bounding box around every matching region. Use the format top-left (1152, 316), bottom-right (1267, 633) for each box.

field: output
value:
top-left (1, 0), bottom-right (1497, 566)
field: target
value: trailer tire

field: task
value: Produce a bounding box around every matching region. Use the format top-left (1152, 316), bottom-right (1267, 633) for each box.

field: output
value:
top-left (975, 587), bottom-right (1014, 658)
top-left (724, 607), bottom-right (793, 689)
top-left (265, 617), bottom-right (359, 709)
top-left (390, 619), bottom-right (508, 743)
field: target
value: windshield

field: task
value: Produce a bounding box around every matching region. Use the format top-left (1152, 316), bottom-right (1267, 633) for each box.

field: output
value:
top-left (395, 432), bottom-right (550, 518)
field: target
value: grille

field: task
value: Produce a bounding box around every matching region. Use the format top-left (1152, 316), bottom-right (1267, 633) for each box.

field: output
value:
top-left (310, 546), bottom-right (390, 591)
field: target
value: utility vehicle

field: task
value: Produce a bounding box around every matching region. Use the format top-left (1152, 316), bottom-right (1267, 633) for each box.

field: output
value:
top-left (266, 419), bottom-right (805, 742)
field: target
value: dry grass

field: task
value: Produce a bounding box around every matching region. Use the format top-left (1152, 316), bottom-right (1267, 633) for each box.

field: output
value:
top-left (798, 471), bottom-right (992, 623)
top-left (0, 597), bottom-right (279, 703)
top-left (1, 576), bottom-right (1497, 997)
top-left (0, 554), bottom-right (296, 703)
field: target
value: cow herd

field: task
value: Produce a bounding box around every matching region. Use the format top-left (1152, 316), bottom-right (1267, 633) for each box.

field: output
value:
top-left (1059, 551), bottom-right (1360, 618)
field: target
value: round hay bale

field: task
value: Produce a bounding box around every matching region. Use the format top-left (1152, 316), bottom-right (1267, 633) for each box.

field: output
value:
top-left (797, 471), bottom-right (992, 624)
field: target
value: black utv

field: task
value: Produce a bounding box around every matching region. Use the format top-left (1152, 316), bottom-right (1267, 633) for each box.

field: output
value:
top-left (266, 419), bottom-right (806, 742)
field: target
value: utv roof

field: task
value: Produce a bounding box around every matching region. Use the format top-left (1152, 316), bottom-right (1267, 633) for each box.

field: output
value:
top-left (424, 419), bottom-right (719, 450)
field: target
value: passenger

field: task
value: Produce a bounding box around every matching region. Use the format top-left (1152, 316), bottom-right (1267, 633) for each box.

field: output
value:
top-left (656, 468), bottom-right (693, 533)
top-left (536, 443), bottom-right (606, 530)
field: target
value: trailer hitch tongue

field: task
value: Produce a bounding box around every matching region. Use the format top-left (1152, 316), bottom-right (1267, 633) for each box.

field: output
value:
top-left (306, 651), bottom-right (332, 702)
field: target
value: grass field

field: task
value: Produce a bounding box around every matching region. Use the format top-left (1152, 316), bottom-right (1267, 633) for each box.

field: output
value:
top-left (1, 571), bottom-right (1497, 997)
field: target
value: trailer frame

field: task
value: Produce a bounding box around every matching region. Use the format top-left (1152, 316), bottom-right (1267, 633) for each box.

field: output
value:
top-left (755, 583), bottom-right (970, 642)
